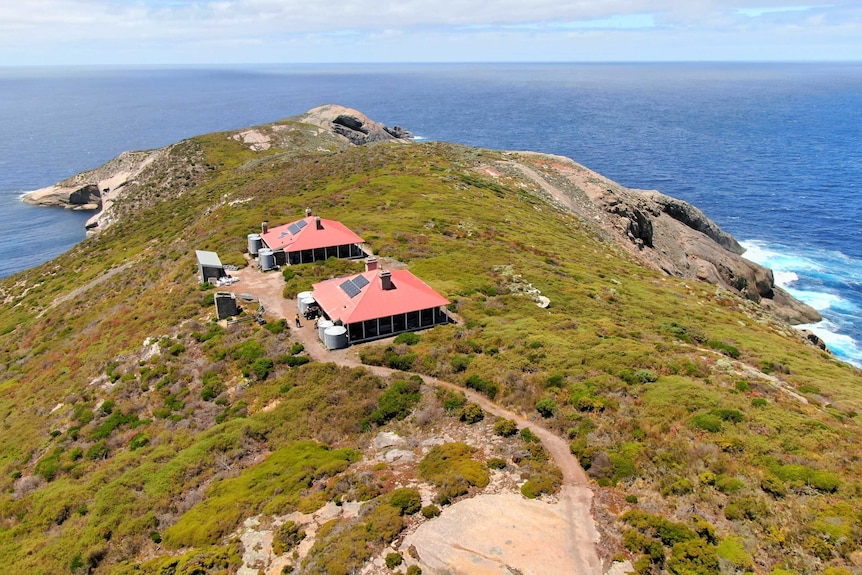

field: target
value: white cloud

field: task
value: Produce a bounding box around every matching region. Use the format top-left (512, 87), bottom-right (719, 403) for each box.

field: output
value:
top-left (0, 0), bottom-right (857, 64)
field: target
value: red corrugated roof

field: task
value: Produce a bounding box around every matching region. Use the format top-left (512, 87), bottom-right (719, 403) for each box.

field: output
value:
top-left (312, 268), bottom-right (450, 324)
top-left (260, 216), bottom-right (364, 252)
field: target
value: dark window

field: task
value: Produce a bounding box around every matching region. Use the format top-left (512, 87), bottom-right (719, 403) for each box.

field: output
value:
top-left (313, 248), bottom-right (326, 261)
top-left (300, 250), bottom-right (313, 263)
top-left (289, 252), bottom-right (301, 265)
top-left (348, 323), bottom-right (363, 341)
top-left (379, 316), bottom-right (393, 336)
top-left (393, 313), bottom-right (406, 333)
top-left (364, 319), bottom-right (378, 338)
top-left (421, 308), bottom-right (433, 327)
top-left (406, 311), bottom-right (421, 330)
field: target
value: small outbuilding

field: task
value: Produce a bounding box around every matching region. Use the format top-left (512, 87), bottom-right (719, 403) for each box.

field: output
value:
top-left (196, 250), bottom-right (226, 284)
top-left (312, 258), bottom-right (450, 344)
top-left (260, 210), bottom-right (365, 265)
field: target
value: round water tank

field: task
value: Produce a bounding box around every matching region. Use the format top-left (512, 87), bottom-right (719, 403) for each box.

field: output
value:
top-left (259, 248), bottom-right (275, 271)
top-left (296, 291), bottom-right (312, 311)
top-left (298, 296), bottom-right (316, 314)
top-left (324, 326), bottom-right (349, 350)
top-left (317, 319), bottom-right (334, 341)
top-left (247, 233), bottom-right (262, 256)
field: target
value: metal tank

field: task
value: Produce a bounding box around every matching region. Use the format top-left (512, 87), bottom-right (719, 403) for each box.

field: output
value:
top-left (258, 248), bottom-right (275, 271)
top-left (323, 325), bottom-right (349, 350)
top-left (317, 319), bottom-right (334, 341)
top-left (247, 233), bottom-right (262, 256)
top-left (296, 291), bottom-right (312, 311)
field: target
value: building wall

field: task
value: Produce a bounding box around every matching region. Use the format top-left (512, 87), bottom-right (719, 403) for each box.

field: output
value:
top-left (287, 244), bottom-right (364, 265)
top-left (345, 308), bottom-right (448, 343)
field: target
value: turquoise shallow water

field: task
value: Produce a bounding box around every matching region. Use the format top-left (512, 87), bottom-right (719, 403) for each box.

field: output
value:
top-left (1, 63), bottom-right (860, 365)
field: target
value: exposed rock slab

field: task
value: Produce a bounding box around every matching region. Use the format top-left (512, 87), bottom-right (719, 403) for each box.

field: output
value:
top-left (401, 489), bottom-right (602, 575)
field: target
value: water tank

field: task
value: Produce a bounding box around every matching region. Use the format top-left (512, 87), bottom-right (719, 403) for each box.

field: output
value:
top-left (247, 233), bottom-right (262, 256)
top-left (296, 291), bottom-right (312, 311)
top-left (317, 319), bottom-right (334, 341)
top-left (259, 248), bottom-right (275, 271)
top-left (298, 296), bottom-right (316, 314)
top-left (324, 325), bottom-right (349, 350)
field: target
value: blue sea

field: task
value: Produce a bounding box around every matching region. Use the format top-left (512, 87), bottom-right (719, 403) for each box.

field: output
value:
top-left (1, 63), bottom-right (861, 366)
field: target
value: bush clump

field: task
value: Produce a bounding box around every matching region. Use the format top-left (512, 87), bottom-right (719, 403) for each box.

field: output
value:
top-left (419, 442), bottom-right (489, 505)
top-left (272, 521), bottom-right (306, 555)
top-left (421, 504), bottom-right (441, 519)
top-left (493, 418), bottom-right (518, 437)
top-left (388, 488), bottom-right (422, 515)
top-left (535, 398), bottom-right (558, 418)
top-left (370, 378), bottom-right (422, 426)
top-left (464, 374), bottom-right (499, 399)
top-left (458, 402), bottom-right (484, 424)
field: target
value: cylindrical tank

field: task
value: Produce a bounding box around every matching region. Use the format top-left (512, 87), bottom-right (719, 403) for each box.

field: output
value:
top-left (296, 291), bottom-right (312, 311)
top-left (247, 233), bottom-right (262, 256)
top-left (324, 326), bottom-right (349, 350)
top-left (258, 248), bottom-right (275, 271)
top-left (298, 296), bottom-right (316, 314)
top-left (317, 319), bottom-right (334, 341)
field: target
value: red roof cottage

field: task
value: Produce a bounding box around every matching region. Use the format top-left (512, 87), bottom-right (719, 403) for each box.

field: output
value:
top-left (312, 259), bottom-right (450, 343)
top-left (260, 210), bottom-right (366, 265)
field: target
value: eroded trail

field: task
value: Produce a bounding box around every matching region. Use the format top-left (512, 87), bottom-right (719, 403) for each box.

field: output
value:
top-left (225, 266), bottom-right (604, 574)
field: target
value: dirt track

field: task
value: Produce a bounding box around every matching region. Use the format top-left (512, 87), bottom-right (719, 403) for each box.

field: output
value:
top-left (223, 265), bottom-right (605, 575)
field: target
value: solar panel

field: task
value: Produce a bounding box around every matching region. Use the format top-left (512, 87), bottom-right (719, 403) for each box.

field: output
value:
top-left (339, 279), bottom-right (361, 298)
top-left (287, 223), bottom-right (301, 235)
top-left (296, 219), bottom-right (308, 229)
top-left (279, 231), bottom-right (289, 238)
top-left (353, 275), bottom-right (370, 288)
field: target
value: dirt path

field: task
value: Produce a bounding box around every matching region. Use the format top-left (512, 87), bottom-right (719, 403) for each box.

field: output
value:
top-left (223, 265), bottom-right (604, 574)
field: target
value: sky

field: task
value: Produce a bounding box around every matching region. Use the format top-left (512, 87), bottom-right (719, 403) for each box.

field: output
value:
top-left (0, 1), bottom-right (860, 66)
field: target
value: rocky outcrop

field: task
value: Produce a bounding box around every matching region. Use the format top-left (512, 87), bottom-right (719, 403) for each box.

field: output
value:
top-left (299, 105), bottom-right (413, 145)
top-left (22, 149), bottom-right (161, 223)
top-left (502, 153), bottom-right (821, 325)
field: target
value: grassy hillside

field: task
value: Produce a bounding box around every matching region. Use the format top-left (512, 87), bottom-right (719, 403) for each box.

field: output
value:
top-left (0, 120), bottom-right (860, 574)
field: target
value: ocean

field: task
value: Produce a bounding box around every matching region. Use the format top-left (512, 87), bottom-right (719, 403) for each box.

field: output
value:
top-left (1, 63), bottom-right (860, 366)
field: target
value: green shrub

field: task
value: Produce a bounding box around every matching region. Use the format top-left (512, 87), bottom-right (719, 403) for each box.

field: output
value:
top-left (691, 414), bottom-right (722, 433)
top-left (406, 566), bottom-right (422, 575)
top-left (715, 475), bottom-right (745, 494)
top-left (366, 503), bottom-right (404, 543)
top-left (667, 539), bottom-right (719, 575)
top-left (712, 408), bottom-right (743, 423)
top-left (437, 388), bottom-right (467, 413)
top-left (546, 374), bottom-right (565, 388)
top-left (394, 332), bottom-right (420, 345)
top-left (535, 398), bottom-right (558, 418)
top-left (735, 380), bottom-right (750, 392)
top-left (385, 552), bottom-right (403, 569)
top-left (458, 402), bottom-right (484, 424)
top-left (760, 475), bottom-right (787, 497)
top-left (751, 397), bottom-right (768, 407)
top-left (707, 340), bottom-right (740, 358)
top-left (129, 433), bottom-right (149, 451)
top-left (290, 342), bottom-right (305, 355)
top-left (421, 505), bottom-right (441, 519)
top-left (520, 428), bottom-right (539, 443)
top-left (272, 521), bottom-right (306, 555)
top-left (487, 457), bottom-right (507, 470)
top-left (419, 442), bottom-right (489, 504)
top-left (493, 418), bottom-right (518, 437)
top-left (370, 379), bottom-right (422, 425)
top-left (662, 478), bottom-right (693, 496)
top-left (450, 354), bottom-right (471, 372)
top-left (521, 475), bottom-right (557, 499)
top-left (86, 440), bottom-right (108, 461)
top-left (716, 536), bottom-right (753, 570)
top-left (388, 488), bottom-right (422, 515)
top-left (464, 374), bottom-right (498, 399)
top-left (250, 357), bottom-right (274, 380)
top-left (625, 494), bottom-right (639, 504)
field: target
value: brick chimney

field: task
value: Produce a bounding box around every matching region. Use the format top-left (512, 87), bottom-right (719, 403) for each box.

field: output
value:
top-left (315, 216), bottom-right (322, 230)
top-left (380, 270), bottom-right (393, 290)
top-left (365, 257), bottom-right (379, 272)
